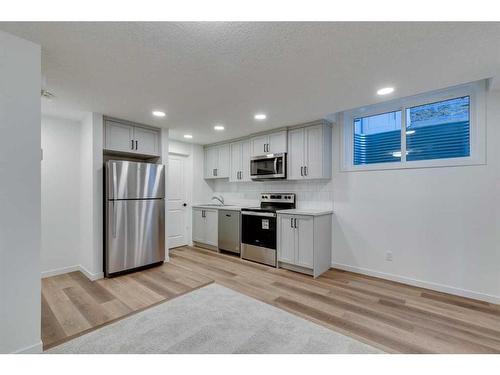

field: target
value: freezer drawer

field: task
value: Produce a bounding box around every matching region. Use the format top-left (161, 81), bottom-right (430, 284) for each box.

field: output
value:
top-left (106, 199), bottom-right (165, 275)
top-left (218, 210), bottom-right (241, 254)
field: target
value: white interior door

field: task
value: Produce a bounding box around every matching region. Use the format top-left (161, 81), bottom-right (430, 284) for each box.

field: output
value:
top-left (167, 155), bottom-right (188, 248)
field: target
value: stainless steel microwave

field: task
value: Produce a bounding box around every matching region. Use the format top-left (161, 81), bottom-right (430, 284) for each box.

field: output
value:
top-left (250, 153), bottom-right (286, 180)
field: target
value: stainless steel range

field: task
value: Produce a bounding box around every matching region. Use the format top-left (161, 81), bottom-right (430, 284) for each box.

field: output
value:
top-left (241, 193), bottom-right (296, 267)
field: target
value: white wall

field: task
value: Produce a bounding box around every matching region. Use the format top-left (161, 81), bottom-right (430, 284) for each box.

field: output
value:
top-left (80, 112), bottom-right (103, 280)
top-left (41, 115), bottom-right (82, 276)
top-left (0, 31), bottom-right (42, 353)
top-left (331, 89), bottom-right (500, 303)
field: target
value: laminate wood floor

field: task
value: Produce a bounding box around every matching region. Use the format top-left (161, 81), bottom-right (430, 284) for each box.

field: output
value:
top-left (42, 246), bottom-right (500, 353)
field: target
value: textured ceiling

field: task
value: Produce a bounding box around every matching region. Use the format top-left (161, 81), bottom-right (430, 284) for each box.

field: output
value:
top-left (1, 22), bottom-right (499, 144)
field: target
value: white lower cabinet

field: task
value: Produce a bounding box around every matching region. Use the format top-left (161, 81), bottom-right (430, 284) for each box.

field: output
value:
top-left (192, 208), bottom-right (218, 247)
top-left (277, 213), bottom-right (332, 277)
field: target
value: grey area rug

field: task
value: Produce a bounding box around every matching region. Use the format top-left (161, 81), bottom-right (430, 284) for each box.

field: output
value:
top-left (49, 283), bottom-right (382, 354)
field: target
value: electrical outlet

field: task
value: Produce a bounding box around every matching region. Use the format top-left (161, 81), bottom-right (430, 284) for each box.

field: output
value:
top-left (385, 251), bottom-right (393, 261)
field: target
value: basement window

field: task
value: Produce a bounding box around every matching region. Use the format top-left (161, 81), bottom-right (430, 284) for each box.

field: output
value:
top-left (342, 81), bottom-right (486, 171)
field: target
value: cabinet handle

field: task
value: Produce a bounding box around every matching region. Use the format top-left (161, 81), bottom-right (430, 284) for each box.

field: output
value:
top-left (213, 169), bottom-right (215, 176)
top-left (304, 166), bottom-right (307, 176)
top-left (300, 166), bottom-right (304, 176)
top-left (294, 218), bottom-right (297, 228)
top-left (131, 140), bottom-right (134, 150)
top-left (135, 140), bottom-right (138, 150)
top-left (290, 218), bottom-right (293, 228)
top-left (215, 168), bottom-right (218, 176)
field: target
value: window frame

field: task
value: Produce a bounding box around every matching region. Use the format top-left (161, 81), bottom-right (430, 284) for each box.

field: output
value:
top-left (341, 81), bottom-right (486, 172)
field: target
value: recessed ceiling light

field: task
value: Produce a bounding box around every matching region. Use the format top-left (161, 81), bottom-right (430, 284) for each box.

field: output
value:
top-left (152, 110), bottom-right (166, 117)
top-left (214, 125), bottom-right (225, 131)
top-left (254, 113), bottom-right (267, 120)
top-left (377, 87), bottom-right (395, 96)
top-left (183, 134), bottom-right (193, 139)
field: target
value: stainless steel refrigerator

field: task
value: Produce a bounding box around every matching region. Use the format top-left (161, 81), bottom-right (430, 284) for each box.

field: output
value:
top-left (105, 160), bottom-right (165, 277)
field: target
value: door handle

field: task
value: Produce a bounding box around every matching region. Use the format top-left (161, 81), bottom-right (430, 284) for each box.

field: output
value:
top-left (112, 201), bottom-right (117, 237)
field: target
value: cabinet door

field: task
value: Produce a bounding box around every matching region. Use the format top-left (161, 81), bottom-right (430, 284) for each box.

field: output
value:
top-left (240, 140), bottom-right (251, 181)
top-left (229, 142), bottom-right (242, 182)
top-left (295, 216), bottom-right (314, 268)
top-left (105, 120), bottom-right (134, 152)
top-left (304, 125), bottom-right (323, 179)
top-left (278, 215), bottom-right (296, 264)
top-left (204, 147), bottom-right (218, 178)
top-left (217, 144), bottom-right (230, 178)
top-left (268, 130), bottom-right (287, 154)
top-left (192, 208), bottom-right (205, 243)
top-left (287, 128), bottom-right (305, 180)
top-left (134, 126), bottom-right (160, 156)
top-left (204, 209), bottom-right (218, 246)
top-left (251, 135), bottom-right (268, 156)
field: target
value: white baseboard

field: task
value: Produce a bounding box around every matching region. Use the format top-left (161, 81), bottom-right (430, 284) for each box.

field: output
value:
top-left (41, 265), bottom-right (81, 278)
top-left (41, 264), bottom-right (103, 281)
top-left (79, 265), bottom-right (104, 281)
top-left (332, 262), bottom-right (500, 305)
top-left (12, 340), bottom-right (43, 354)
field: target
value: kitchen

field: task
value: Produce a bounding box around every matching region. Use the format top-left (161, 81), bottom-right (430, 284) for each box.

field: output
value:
top-left (2, 20), bottom-right (500, 360)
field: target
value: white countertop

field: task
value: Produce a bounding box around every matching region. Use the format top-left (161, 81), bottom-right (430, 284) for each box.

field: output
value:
top-left (192, 204), bottom-right (244, 211)
top-left (277, 209), bottom-right (333, 216)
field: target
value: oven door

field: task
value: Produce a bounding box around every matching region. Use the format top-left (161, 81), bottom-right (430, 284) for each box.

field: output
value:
top-left (250, 153), bottom-right (286, 180)
top-left (241, 211), bottom-right (277, 249)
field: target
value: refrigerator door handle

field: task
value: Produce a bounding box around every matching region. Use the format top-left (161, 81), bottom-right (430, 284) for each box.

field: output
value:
top-left (112, 200), bottom-right (117, 237)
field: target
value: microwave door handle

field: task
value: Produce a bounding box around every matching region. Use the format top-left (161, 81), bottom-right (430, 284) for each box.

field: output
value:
top-left (274, 157), bottom-right (278, 174)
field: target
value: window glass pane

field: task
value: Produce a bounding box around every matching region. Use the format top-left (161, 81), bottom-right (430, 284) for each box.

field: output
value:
top-left (353, 111), bottom-right (402, 165)
top-left (406, 96), bottom-right (470, 161)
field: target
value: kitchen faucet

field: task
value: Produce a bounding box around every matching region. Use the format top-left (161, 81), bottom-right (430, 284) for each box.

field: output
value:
top-left (212, 194), bottom-right (224, 205)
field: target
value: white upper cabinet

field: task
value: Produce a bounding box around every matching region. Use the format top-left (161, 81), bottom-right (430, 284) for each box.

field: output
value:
top-left (229, 140), bottom-right (251, 182)
top-left (250, 130), bottom-right (287, 156)
top-left (104, 120), bottom-right (135, 153)
top-left (104, 119), bottom-right (161, 157)
top-left (287, 122), bottom-right (332, 180)
top-left (134, 126), bottom-right (160, 156)
top-left (204, 144), bottom-right (230, 179)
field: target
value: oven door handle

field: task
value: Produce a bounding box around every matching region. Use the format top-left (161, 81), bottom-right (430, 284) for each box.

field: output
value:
top-left (241, 211), bottom-right (277, 218)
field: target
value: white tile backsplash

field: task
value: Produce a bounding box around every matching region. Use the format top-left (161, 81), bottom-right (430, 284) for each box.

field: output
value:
top-left (211, 179), bottom-right (333, 209)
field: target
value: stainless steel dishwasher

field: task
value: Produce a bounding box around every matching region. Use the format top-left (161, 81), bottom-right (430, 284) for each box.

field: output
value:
top-left (218, 210), bottom-right (241, 254)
